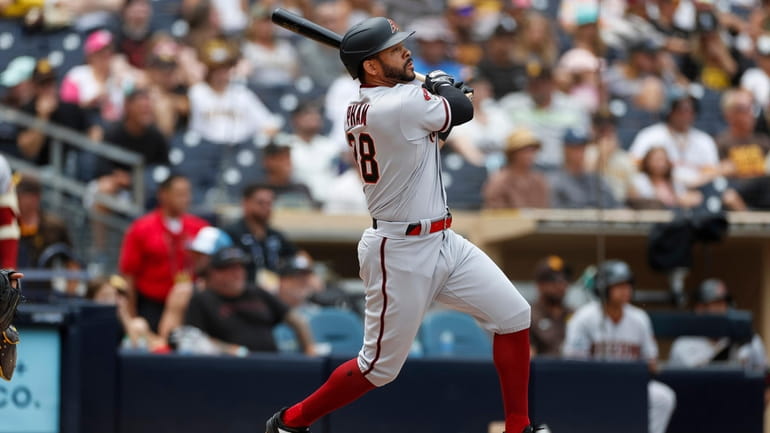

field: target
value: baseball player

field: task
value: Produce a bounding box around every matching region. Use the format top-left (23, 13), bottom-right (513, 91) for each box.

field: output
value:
top-left (0, 269), bottom-right (23, 381)
top-left (669, 278), bottom-right (767, 371)
top-left (266, 16), bottom-right (547, 433)
top-left (563, 260), bottom-right (676, 433)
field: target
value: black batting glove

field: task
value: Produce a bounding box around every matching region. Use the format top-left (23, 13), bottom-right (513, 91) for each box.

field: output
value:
top-left (423, 70), bottom-right (455, 94)
top-left (453, 81), bottom-right (474, 97)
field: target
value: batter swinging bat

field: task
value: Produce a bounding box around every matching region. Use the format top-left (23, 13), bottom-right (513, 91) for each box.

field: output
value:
top-left (271, 8), bottom-right (427, 82)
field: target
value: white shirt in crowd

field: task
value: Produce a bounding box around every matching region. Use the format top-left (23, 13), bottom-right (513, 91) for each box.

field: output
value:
top-left (286, 134), bottom-right (341, 204)
top-left (740, 67), bottom-right (770, 108)
top-left (322, 168), bottom-right (368, 215)
top-left (188, 82), bottom-right (279, 144)
top-left (629, 123), bottom-right (719, 187)
top-left (212, 0), bottom-right (248, 35)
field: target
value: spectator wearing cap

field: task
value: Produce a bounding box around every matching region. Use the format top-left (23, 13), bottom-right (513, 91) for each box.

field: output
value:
top-left (556, 47), bottom-right (602, 112)
top-left (584, 109), bottom-right (637, 204)
top-left (119, 174), bottom-right (209, 332)
top-left (443, 0), bottom-right (483, 66)
top-left (475, 17), bottom-right (528, 100)
top-left (261, 142), bottom-right (316, 209)
top-left (603, 38), bottom-right (665, 103)
top-left (499, 60), bottom-right (590, 170)
top-left (276, 253), bottom-right (323, 311)
top-left (559, 5), bottom-right (607, 58)
top-left (184, 246), bottom-right (316, 355)
top-left (187, 38), bottom-right (280, 146)
top-left (241, 4), bottom-right (300, 89)
top-left (17, 58), bottom-right (95, 165)
top-left (410, 17), bottom-right (465, 82)
top-left (530, 255), bottom-right (573, 357)
top-left (224, 183), bottom-right (300, 286)
top-left (629, 90), bottom-right (720, 188)
top-left (281, 102), bottom-right (340, 207)
top-left (0, 56), bottom-right (37, 155)
top-left (669, 278), bottom-right (767, 372)
top-left (16, 174), bottom-right (76, 270)
top-left (60, 29), bottom-right (138, 124)
top-left (156, 227), bottom-right (233, 342)
top-left (549, 129), bottom-right (620, 209)
top-left (741, 34), bottom-right (770, 108)
top-left (16, 174), bottom-right (83, 295)
top-left (482, 128), bottom-right (549, 209)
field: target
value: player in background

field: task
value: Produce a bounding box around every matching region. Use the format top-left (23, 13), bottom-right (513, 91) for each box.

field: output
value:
top-left (669, 278), bottom-right (767, 371)
top-left (563, 260), bottom-right (676, 433)
top-left (265, 16), bottom-right (548, 433)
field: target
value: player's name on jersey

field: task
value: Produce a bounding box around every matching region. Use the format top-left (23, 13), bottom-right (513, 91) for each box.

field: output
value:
top-left (346, 103), bottom-right (370, 130)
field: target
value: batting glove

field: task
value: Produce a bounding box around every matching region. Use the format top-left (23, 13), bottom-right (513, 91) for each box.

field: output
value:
top-left (423, 70), bottom-right (455, 94)
top-left (453, 81), bottom-right (474, 97)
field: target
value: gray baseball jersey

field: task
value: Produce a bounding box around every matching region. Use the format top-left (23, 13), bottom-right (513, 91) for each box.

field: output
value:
top-left (345, 83), bottom-right (451, 222)
top-left (563, 301), bottom-right (658, 361)
top-left (345, 82), bottom-right (531, 387)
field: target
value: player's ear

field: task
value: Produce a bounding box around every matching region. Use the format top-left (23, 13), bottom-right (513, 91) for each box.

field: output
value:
top-left (362, 57), bottom-right (379, 77)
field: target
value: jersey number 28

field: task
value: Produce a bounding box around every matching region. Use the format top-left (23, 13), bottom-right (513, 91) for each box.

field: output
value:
top-left (347, 132), bottom-right (380, 184)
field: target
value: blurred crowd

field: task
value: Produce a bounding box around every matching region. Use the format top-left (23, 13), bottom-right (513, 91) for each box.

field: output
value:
top-left (0, 0), bottom-right (769, 369)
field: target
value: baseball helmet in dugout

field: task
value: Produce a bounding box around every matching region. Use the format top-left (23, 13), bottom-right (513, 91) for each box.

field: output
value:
top-left (339, 17), bottom-right (415, 79)
top-left (695, 278), bottom-right (732, 305)
top-left (593, 260), bottom-right (634, 301)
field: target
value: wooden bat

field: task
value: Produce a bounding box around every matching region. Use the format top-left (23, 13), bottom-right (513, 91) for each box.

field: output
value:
top-left (271, 8), bottom-right (426, 82)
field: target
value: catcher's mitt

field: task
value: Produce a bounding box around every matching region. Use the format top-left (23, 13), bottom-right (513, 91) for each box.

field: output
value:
top-left (0, 325), bottom-right (19, 381)
top-left (0, 268), bottom-right (22, 331)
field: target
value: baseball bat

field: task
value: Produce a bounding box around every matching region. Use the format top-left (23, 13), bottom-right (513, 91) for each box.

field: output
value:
top-left (271, 8), bottom-right (426, 82)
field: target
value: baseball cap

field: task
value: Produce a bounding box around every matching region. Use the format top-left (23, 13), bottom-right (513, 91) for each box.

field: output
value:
top-left (189, 227), bottom-right (233, 256)
top-left (505, 128), bottom-right (541, 153)
top-left (563, 128), bottom-right (589, 147)
top-left (534, 255), bottom-right (571, 282)
top-left (277, 255), bottom-right (314, 277)
top-left (200, 38), bottom-right (239, 69)
top-left (558, 48), bottom-right (600, 74)
top-left (209, 247), bottom-right (250, 269)
top-left (84, 30), bottom-right (114, 55)
top-left (0, 56), bottom-right (36, 87)
top-left (33, 58), bottom-right (56, 83)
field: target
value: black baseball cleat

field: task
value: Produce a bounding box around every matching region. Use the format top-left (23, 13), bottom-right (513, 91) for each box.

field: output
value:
top-left (265, 408), bottom-right (311, 433)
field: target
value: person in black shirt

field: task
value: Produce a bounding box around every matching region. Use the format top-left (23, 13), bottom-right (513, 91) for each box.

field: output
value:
top-left (102, 87), bottom-right (169, 173)
top-left (17, 58), bottom-right (94, 166)
top-left (184, 247), bottom-right (315, 354)
top-left (225, 184), bottom-right (298, 286)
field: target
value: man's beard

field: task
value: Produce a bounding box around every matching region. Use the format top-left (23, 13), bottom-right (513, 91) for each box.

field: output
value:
top-left (382, 59), bottom-right (415, 83)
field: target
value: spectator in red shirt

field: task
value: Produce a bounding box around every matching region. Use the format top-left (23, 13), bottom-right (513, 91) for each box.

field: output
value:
top-left (119, 174), bottom-right (208, 331)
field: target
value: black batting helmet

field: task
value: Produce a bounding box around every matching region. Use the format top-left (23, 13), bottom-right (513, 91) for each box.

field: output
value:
top-left (339, 17), bottom-right (414, 79)
top-left (593, 260), bottom-right (634, 300)
top-left (694, 278), bottom-right (732, 305)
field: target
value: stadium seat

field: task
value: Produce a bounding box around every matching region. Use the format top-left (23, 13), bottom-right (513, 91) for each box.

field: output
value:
top-left (308, 308), bottom-right (364, 356)
top-left (168, 131), bottom-right (223, 205)
top-left (441, 149), bottom-right (488, 210)
top-left (419, 310), bottom-right (492, 359)
top-left (272, 323), bottom-right (300, 353)
top-left (612, 98), bottom-right (661, 150)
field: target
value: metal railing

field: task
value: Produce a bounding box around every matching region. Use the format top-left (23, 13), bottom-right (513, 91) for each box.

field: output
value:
top-left (0, 103), bottom-right (146, 217)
